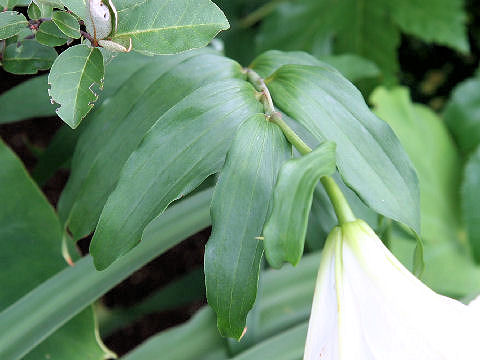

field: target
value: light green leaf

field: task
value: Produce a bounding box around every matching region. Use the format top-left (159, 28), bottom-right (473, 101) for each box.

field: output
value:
top-left (58, 51), bottom-right (243, 240)
top-left (28, 1), bottom-right (53, 18)
top-left (33, 0), bottom-right (64, 8)
top-left (59, 0), bottom-right (87, 20)
top-left (110, 0), bottom-right (229, 55)
top-left (52, 9), bottom-right (80, 38)
top-left (444, 73), bottom-right (480, 155)
top-left (0, 139), bottom-right (110, 360)
top-left (0, 11), bottom-right (27, 40)
top-left (90, 79), bottom-right (262, 270)
top-left (390, 0), bottom-right (469, 52)
top-left (0, 188), bottom-right (213, 360)
top-left (48, 44), bottom-right (104, 128)
top-left (371, 87), bottom-right (462, 246)
top-left (462, 146), bottom-right (480, 262)
top-left (2, 39), bottom-right (57, 74)
top-left (263, 142), bottom-right (336, 268)
top-left (205, 114), bottom-right (291, 339)
top-left (0, 0), bottom-right (30, 10)
top-left (268, 65), bottom-right (420, 233)
top-left (36, 20), bottom-right (69, 46)
top-left (0, 75), bottom-right (56, 124)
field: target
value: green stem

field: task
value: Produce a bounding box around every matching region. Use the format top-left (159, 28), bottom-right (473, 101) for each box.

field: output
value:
top-left (239, 0), bottom-right (291, 29)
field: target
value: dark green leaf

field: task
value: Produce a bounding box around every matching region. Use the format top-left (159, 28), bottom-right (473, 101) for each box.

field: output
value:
top-left (110, 0), bottom-right (229, 55)
top-left (3, 39), bottom-right (57, 74)
top-left (263, 142), bottom-right (336, 268)
top-left (48, 44), bottom-right (104, 128)
top-left (90, 79), bottom-right (262, 270)
top-left (36, 20), bottom-right (69, 47)
top-left (52, 10), bottom-right (80, 39)
top-left (58, 51), bottom-right (243, 240)
top-left (249, 50), bottom-right (321, 78)
top-left (0, 75), bottom-right (56, 124)
top-left (205, 114), bottom-right (291, 339)
top-left (268, 65), bottom-right (420, 233)
top-left (462, 146), bottom-right (480, 262)
top-left (0, 11), bottom-right (27, 40)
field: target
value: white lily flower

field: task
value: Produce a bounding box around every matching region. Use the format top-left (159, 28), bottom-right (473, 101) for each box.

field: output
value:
top-left (304, 219), bottom-right (480, 360)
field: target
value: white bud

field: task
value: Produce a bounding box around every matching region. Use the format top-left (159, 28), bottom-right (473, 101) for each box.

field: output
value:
top-left (85, 0), bottom-right (112, 41)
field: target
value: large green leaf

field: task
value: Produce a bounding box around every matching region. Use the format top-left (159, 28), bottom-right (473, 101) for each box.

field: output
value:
top-left (52, 10), bottom-right (80, 39)
top-left (48, 44), bottom-right (104, 129)
top-left (2, 39), bottom-right (57, 74)
top-left (371, 87), bottom-right (462, 245)
top-left (444, 73), bottom-right (480, 155)
top-left (0, 0), bottom-right (31, 9)
top-left (390, 0), bottom-right (469, 52)
top-left (249, 50), bottom-right (322, 79)
top-left (0, 11), bottom-right (27, 40)
top-left (263, 142), bottom-right (336, 268)
top-left (58, 51), bottom-right (244, 240)
top-left (91, 79), bottom-right (262, 270)
top-left (110, 0), bottom-right (229, 55)
top-left (0, 75), bottom-right (56, 124)
top-left (36, 21), bottom-right (69, 47)
top-left (462, 146), bottom-right (480, 262)
top-left (267, 65), bottom-right (420, 233)
top-left (0, 139), bottom-right (109, 360)
top-left (205, 114), bottom-right (291, 339)
top-left (0, 188), bottom-right (213, 360)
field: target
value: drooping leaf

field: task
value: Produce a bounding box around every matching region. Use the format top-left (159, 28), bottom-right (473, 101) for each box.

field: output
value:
top-left (109, 0), bottom-right (229, 55)
top-left (0, 188), bottom-right (213, 360)
top-left (52, 9), bottom-right (81, 39)
top-left (90, 79), bottom-right (262, 270)
top-left (48, 44), bottom-right (104, 128)
top-left (0, 11), bottom-right (27, 40)
top-left (371, 87), bottom-right (462, 245)
top-left (390, 0), bottom-right (469, 52)
top-left (263, 142), bottom-right (336, 268)
top-left (444, 73), bottom-right (480, 155)
top-left (267, 65), bottom-right (420, 233)
top-left (2, 39), bottom-right (57, 74)
top-left (58, 51), bottom-right (244, 240)
top-left (36, 20), bottom-right (69, 47)
top-left (0, 74), bottom-right (56, 124)
top-left (205, 114), bottom-right (291, 339)
top-left (0, 139), bottom-right (110, 360)
top-left (462, 146), bottom-right (480, 262)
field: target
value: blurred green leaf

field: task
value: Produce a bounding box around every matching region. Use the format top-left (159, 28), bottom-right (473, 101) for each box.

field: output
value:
top-left (48, 44), bottom-right (104, 128)
top-left (263, 141), bottom-right (336, 268)
top-left (0, 74), bottom-right (56, 124)
top-left (0, 0), bottom-right (30, 10)
top-left (462, 145), bottom-right (480, 262)
top-left (205, 114), bottom-right (291, 339)
top-left (319, 54), bottom-right (380, 82)
top-left (0, 188), bottom-right (213, 360)
top-left (52, 10), bottom-right (80, 39)
top-left (28, 1), bottom-right (53, 19)
top-left (268, 64), bottom-right (420, 233)
top-left (371, 87), bottom-right (462, 246)
top-left (110, 0), bottom-right (229, 55)
top-left (0, 139), bottom-right (110, 360)
top-left (0, 11), bottom-right (27, 40)
top-left (91, 79), bottom-right (262, 270)
top-left (3, 39), bottom-right (57, 74)
top-left (444, 73), bottom-right (480, 155)
top-left (36, 20), bottom-right (69, 46)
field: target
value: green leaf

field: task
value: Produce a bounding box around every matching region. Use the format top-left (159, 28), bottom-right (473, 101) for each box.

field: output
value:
top-left (370, 87), bottom-right (462, 246)
top-left (0, 188), bottom-right (213, 360)
top-left (462, 145), bottom-right (480, 262)
top-left (390, 0), bottom-right (469, 52)
top-left (319, 54), bottom-right (380, 82)
top-left (109, 0), bottom-right (229, 55)
top-left (268, 65), bottom-right (420, 233)
top-left (33, 0), bottom-right (64, 8)
top-left (0, 74), bottom-right (56, 124)
top-left (52, 9), bottom-right (80, 38)
top-left (205, 115), bottom-right (291, 339)
top-left (444, 74), bottom-right (480, 155)
top-left (48, 44), bottom-right (104, 128)
top-left (249, 50), bottom-right (322, 78)
top-left (0, 0), bottom-right (30, 10)
top-left (28, 1), bottom-right (53, 19)
top-left (36, 20), bottom-right (69, 46)
top-left (263, 142), bottom-right (336, 268)
top-left (90, 79), bottom-right (262, 270)
top-left (0, 139), bottom-right (110, 360)
top-left (2, 39), bottom-right (57, 74)
top-left (58, 51), bottom-right (243, 240)
top-left (0, 11), bottom-right (27, 40)
top-left (59, 0), bottom-right (88, 20)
